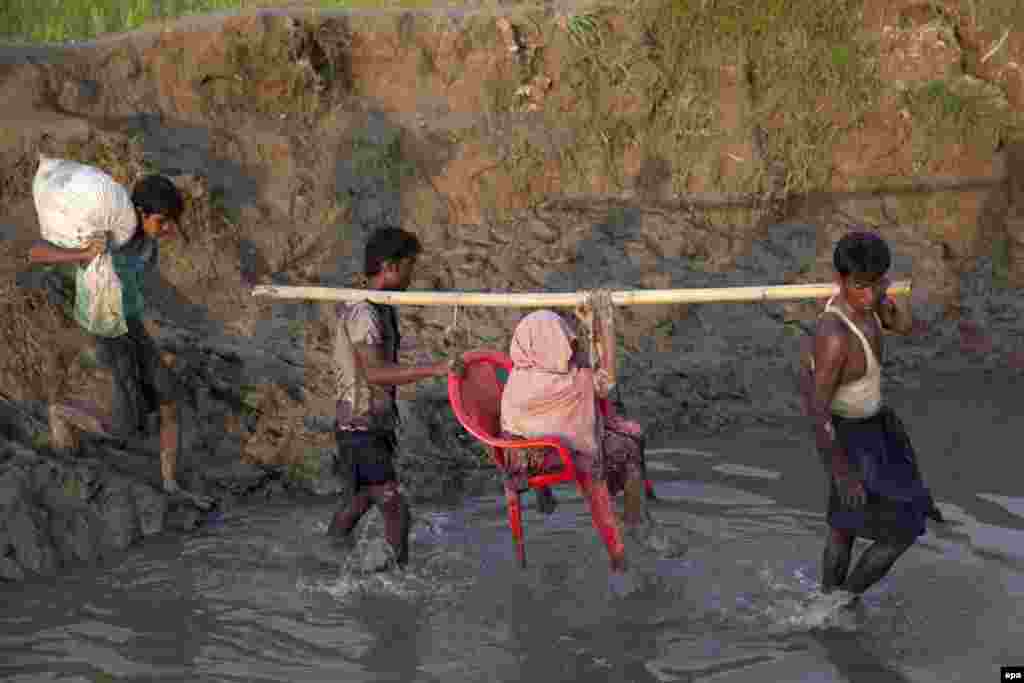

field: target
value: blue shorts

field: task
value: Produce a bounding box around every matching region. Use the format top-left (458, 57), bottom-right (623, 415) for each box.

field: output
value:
top-left (334, 430), bottom-right (398, 492)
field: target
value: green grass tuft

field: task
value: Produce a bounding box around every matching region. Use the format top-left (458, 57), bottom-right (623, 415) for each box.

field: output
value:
top-left (350, 129), bottom-right (417, 191)
top-left (992, 234), bottom-right (1012, 287)
top-left (238, 384), bottom-right (263, 414)
top-left (903, 77), bottom-right (1010, 171)
top-left (968, 0), bottom-right (1024, 36)
top-left (63, 477), bottom-right (83, 499)
top-left (542, 0), bottom-right (881, 197)
top-left (286, 451), bottom-right (322, 483)
top-left (0, 0), bottom-right (436, 45)
top-left (31, 432), bottom-right (51, 452)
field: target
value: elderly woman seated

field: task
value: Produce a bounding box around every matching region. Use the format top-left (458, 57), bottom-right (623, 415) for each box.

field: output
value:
top-left (499, 310), bottom-right (652, 576)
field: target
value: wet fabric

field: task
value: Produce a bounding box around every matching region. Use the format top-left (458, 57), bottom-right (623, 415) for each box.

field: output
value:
top-left (500, 310), bottom-right (601, 463)
top-left (601, 420), bottom-right (646, 493)
top-left (498, 421), bottom-right (644, 494)
top-left (333, 301), bottom-right (400, 432)
top-left (494, 431), bottom-right (628, 567)
top-left (94, 317), bottom-right (180, 438)
top-left (334, 429), bottom-right (398, 493)
top-left (826, 407), bottom-right (932, 541)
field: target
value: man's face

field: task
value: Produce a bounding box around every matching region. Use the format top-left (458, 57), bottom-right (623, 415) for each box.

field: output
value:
top-left (141, 212), bottom-right (178, 239)
top-left (839, 271), bottom-right (886, 313)
top-left (383, 256), bottom-right (417, 291)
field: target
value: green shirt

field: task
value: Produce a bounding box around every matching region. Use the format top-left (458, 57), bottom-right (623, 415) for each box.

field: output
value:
top-left (63, 233), bottom-right (158, 335)
top-left (108, 233), bottom-right (158, 321)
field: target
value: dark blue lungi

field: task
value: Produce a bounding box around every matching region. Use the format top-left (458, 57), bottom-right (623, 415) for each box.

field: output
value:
top-left (827, 406), bottom-right (933, 542)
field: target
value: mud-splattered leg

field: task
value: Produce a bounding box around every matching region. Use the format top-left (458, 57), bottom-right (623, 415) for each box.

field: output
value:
top-left (842, 538), bottom-right (914, 595)
top-left (329, 490), bottom-right (373, 541)
top-left (375, 482), bottom-right (411, 567)
top-left (159, 402), bottom-right (178, 491)
top-left (48, 404), bottom-right (80, 456)
top-left (579, 474), bottom-right (626, 572)
top-left (822, 527), bottom-right (855, 593)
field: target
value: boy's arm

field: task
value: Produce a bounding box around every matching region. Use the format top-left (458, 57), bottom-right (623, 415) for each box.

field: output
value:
top-left (342, 303), bottom-right (449, 387)
top-left (356, 344), bottom-right (449, 386)
top-left (876, 276), bottom-right (914, 335)
top-left (28, 239), bottom-right (105, 265)
top-left (810, 318), bottom-right (866, 505)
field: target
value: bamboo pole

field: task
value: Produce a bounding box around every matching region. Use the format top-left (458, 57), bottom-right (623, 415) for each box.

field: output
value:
top-left (251, 280), bottom-right (911, 307)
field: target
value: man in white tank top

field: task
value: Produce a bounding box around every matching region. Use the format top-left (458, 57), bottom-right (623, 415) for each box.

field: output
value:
top-left (801, 232), bottom-right (939, 602)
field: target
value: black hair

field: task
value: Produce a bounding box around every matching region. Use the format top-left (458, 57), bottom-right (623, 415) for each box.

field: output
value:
top-left (131, 175), bottom-right (185, 221)
top-left (833, 231), bottom-right (891, 278)
top-left (364, 227), bottom-right (422, 276)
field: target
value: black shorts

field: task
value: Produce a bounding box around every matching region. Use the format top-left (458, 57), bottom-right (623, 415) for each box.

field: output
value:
top-left (335, 429), bottom-right (398, 491)
top-left (95, 318), bottom-right (181, 438)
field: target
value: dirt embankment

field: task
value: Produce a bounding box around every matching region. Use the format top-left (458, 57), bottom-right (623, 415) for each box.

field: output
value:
top-left (1, 0), bottom-right (1022, 581)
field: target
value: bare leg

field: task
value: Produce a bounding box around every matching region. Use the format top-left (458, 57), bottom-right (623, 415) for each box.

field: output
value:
top-left (579, 474), bottom-right (626, 572)
top-left (49, 404), bottom-right (80, 456)
top-left (842, 538), bottom-right (914, 595)
top-left (375, 482), bottom-right (411, 567)
top-left (159, 402), bottom-right (178, 491)
top-left (329, 490), bottom-right (373, 540)
top-left (822, 527), bottom-right (854, 593)
top-left (622, 464), bottom-right (648, 527)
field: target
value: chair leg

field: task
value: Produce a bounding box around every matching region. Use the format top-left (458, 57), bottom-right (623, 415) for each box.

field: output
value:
top-left (505, 483), bottom-right (526, 569)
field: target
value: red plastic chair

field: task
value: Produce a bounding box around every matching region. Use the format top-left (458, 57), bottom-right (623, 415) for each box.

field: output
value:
top-left (447, 351), bottom-right (575, 568)
top-left (447, 350), bottom-right (653, 568)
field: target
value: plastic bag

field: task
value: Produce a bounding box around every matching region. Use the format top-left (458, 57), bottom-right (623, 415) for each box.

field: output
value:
top-left (33, 156), bottom-right (136, 337)
top-left (32, 155), bottom-right (137, 249)
top-left (74, 247), bottom-right (128, 338)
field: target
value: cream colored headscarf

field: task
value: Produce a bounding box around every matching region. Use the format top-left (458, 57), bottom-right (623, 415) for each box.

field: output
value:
top-left (500, 310), bottom-right (600, 459)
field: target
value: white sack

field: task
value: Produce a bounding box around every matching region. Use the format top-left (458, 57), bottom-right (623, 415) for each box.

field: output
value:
top-left (32, 155), bottom-right (137, 249)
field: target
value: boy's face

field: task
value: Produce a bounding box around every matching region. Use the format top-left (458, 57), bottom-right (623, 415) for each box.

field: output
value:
top-left (838, 270), bottom-right (887, 313)
top-left (140, 212), bottom-right (178, 239)
top-left (382, 255), bottom-right (417, 290)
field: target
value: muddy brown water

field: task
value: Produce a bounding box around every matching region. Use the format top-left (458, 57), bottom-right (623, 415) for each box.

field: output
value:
top-left (1, 368), bottom-right (1021, 682)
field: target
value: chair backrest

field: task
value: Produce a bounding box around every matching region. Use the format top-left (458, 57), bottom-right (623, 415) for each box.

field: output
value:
top-left (447, 351), bottom-right (513, 445)
top-left (449, 350), bottom-right (583, 485)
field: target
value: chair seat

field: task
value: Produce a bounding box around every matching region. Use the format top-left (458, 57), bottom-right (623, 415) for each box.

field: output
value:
top-left (498, 434), bottom-right (570, 491)
top-left (447, 349), bottom-right (652, 568)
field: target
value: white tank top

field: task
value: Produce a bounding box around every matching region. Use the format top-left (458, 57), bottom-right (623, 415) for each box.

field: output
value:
top-left (813, 296), bottom-right (883, 419)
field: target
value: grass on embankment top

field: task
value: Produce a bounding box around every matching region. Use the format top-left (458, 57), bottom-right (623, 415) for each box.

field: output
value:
top-left (0, 0), bottom-right (442, 45)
